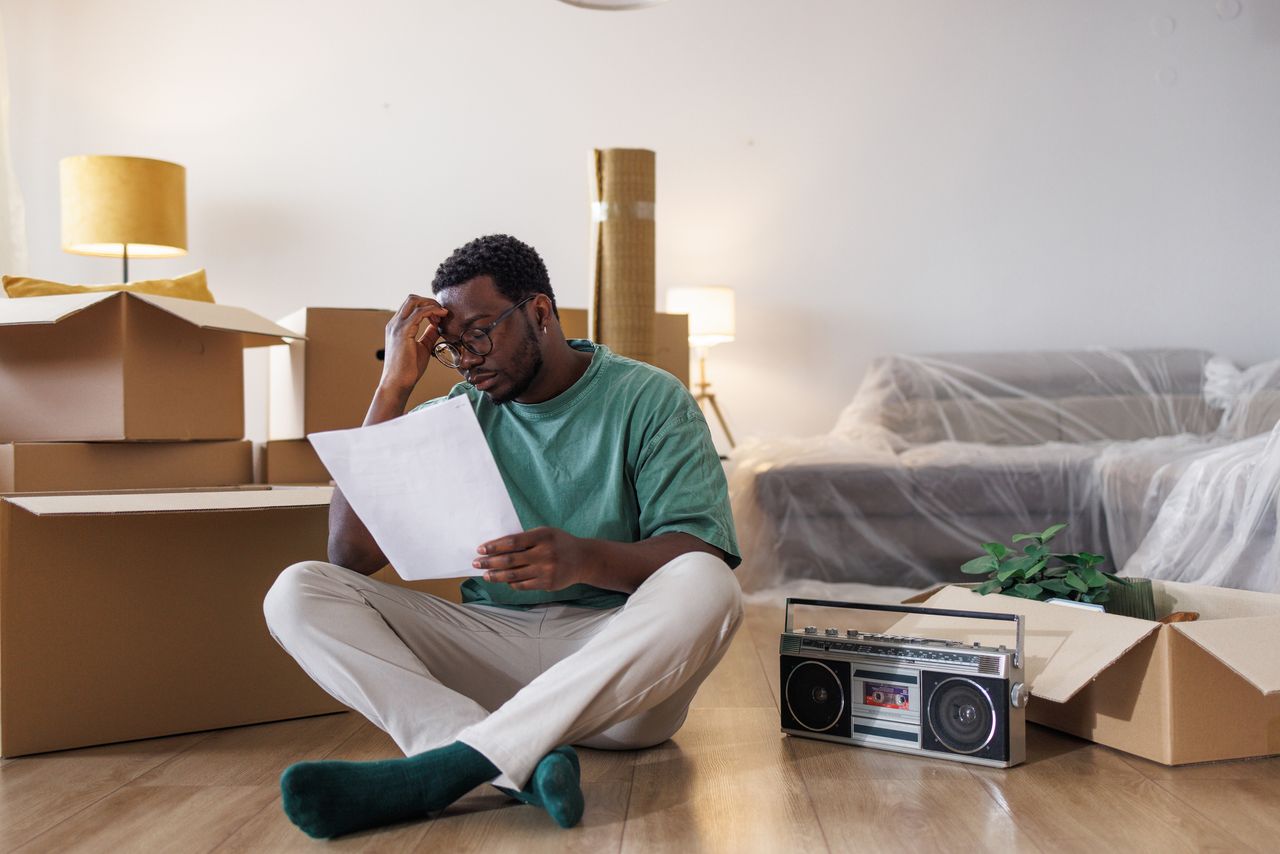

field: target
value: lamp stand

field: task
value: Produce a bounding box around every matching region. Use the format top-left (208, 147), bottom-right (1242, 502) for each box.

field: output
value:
top-left (693, 349), bottom-right (736, 449)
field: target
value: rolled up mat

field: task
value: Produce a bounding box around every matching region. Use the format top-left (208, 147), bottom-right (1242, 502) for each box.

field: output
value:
top-left (591, 148), bottom-right (655, 363)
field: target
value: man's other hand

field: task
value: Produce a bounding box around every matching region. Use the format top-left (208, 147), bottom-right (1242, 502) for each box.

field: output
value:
top-left (474, 528), bottom-right (593, 591)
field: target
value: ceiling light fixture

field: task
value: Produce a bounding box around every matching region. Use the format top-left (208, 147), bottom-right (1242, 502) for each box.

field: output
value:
top-left (557, 0), bottom-right (670, 10)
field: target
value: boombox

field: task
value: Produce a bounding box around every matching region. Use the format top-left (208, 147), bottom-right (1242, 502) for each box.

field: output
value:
top-left (780, 598), bottom-right (1027, 767)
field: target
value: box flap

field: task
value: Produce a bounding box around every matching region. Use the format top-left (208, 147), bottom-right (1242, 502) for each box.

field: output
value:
top-left (128, 293), bottom-right (302, 347)
top-left (5, 486), bottom-right (332, 516)
top-left (890, 585), bottom-right (1161, 704)
top-left (1153, 579), bottom-right (1280, 619)
top-left (1173, 616), bottom-right (1280, 695)
top-left (0, 291), bottom-right (120, 326)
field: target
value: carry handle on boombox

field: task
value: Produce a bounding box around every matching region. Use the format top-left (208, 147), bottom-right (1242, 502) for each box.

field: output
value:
top-left (784, 597), bottom-right (1024, 669)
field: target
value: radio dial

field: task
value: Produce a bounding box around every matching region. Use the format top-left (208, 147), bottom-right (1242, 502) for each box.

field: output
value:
top-left (804, 626), bottom-right (817, 635)
top-left (825, 628), bottom-right (840, 637)
top-left (1010, 682), bottom-right (1029, 708)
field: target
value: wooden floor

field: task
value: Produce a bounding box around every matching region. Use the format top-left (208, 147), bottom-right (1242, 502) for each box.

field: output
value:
top-left (3, 601), bottom-right (1279, 853)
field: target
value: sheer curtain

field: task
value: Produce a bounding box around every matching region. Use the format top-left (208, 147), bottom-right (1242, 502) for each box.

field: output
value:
top-left (0, 11), bottom-right (27, 279)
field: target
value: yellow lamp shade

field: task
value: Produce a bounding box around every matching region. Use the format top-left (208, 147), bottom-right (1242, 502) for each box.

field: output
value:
top-left (60, 155), bottom-right (187, 258)
top-left (666, 286), bottom-right (735, 348)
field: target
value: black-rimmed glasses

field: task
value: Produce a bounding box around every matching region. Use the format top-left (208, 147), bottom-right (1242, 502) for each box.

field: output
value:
top-left (431, 295), bottom-right (536, 369)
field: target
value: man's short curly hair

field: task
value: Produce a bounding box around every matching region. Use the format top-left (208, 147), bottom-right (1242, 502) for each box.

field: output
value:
top-left (431, 234), bottom-right (558, 318)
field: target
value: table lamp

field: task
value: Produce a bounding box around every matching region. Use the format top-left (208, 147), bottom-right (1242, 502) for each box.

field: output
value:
top-left (666, 286), bottom-right (736, 448)
top-left (60, 155), bottom-right (187, 282)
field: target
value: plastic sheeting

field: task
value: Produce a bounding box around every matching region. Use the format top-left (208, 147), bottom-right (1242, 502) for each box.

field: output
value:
top-left (729, 348), bottom-right (1280, 595)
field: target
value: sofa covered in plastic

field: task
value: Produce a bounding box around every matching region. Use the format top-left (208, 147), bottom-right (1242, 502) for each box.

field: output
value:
top-left (729, 348), bottom-right (1280, 592)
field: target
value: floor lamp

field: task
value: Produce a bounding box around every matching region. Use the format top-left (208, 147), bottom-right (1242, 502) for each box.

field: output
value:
top-left (667, 286), bottom-right (736, 449)
top-left (60, 155), bottom-right (187, 282)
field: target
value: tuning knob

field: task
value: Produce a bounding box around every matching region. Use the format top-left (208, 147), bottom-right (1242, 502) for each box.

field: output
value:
top-left (804, 626), bottom-right (817, 635)
top-left (825, 628), bottom-right (840, 637)
top-left (1010, 682), bottom-right (1029, 708)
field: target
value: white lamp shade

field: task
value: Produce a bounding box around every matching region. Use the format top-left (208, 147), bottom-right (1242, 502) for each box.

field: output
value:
top-left (666, 287), bottom-right (735, 348)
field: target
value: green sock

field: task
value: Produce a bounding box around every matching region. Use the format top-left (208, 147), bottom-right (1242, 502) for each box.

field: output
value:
top-left (496, 745), bottom-right (585, 829)
top-left (280, 741), bottom-right (499, 839)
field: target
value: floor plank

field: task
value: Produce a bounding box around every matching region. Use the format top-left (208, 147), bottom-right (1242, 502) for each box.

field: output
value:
top-left (742, 602), bottom-right (786, 711)
top-left (0, 732), bottom-right (210, 851)
top-left (14, 784), bottom-right (279, 854)
top-left (621, 708), bottom-right (827, 853)
top-left (1150, 777), bottom-right (1280, 843)
top-left (131, 713), bottom-right (361, 787)
top-left (970, 771), bottom-right (1252, 853)
top-left (6, 601), bottom-right (1280, 852)
top-left (690, 614), bottom-right (777, 710)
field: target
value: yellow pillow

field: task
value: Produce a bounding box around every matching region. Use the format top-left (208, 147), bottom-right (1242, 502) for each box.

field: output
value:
top-left (2, 269), bottom-right (215, 303)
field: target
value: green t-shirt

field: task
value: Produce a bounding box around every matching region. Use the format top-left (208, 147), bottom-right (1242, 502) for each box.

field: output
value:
top-left (412, 340), bottom-right (740, 609)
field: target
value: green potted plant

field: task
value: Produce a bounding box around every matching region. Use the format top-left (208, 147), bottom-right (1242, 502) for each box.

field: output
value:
top-left (961, 522), bottom-right (1130, 608)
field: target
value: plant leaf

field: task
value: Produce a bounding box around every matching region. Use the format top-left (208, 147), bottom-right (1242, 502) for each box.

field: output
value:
top-left (1023, 544), bottom-right (1048, 559)
top-left (1081, 567), bottom-right (1108, 589)
top-left (981, 542), bottom-right (1008, 560)
top-left (1013, 582), bottom-right (1044, 599)
top-left (1102, 572), bottom-right (1132, 587)
top-left (997, 555), bottom-right (1039, 581)
top-left (1041, 522), bottom-right (1069, 542)
top-left (1064, 571), bottom-right (1089, 593)
top-left (1054, 553), bottom-right (1083, 566)
top-left (1039, 578), bottom-right (1072, 595)
top-left (961, 556), bottom-right (999, 575)
top-left (1011, 533), bottom-right (1042, 544)
top-left (975, 579), bottom-right (1002, 595)
top-left (1079, 552), bottom-right (1106, 568)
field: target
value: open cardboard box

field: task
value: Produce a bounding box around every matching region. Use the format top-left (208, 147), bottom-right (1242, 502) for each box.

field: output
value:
top-left (0, 486), bottom-right (343, 756)
top-left (0, 291), bottom-right (298, 442)
top-left (898, 583), bottom-right (1280, 765)
top-left (1, 440), bottom-right (252, 492)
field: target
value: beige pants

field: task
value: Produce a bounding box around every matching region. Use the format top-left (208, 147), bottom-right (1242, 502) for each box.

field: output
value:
top-left (262, 551), bottom-right (743, 789)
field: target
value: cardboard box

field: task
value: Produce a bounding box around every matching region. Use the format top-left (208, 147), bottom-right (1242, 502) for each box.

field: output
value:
top-left (269, 306), bottom-right (591, 439)
top-left (0, 486), bottom-right (343, 756)
top-left (257, 439), bottom-right (330, 485)
top-left (652, 312), bottom-right (691, 387)
top-left (898, 583), bottom-right (1280, 765)
top-left (0, 440), bottom-right (252, 493)
top-left (0, 292), bottom-right (297, 442)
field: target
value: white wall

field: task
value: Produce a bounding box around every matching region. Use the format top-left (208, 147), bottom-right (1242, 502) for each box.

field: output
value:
top-left (4, 0), bottom-right (1278, 445)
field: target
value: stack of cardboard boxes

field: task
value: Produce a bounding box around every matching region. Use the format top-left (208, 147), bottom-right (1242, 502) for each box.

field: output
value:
top-left (0, 292), bottom-right (343, 757)
top-left (0, 295), bottom-right (692, 757)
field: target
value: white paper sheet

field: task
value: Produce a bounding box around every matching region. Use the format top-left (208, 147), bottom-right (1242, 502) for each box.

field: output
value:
top-left (308, 396), bottom-right (522, 580)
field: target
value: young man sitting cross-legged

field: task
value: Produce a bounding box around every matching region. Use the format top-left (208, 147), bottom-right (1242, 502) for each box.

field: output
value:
top-left (263, 234), bottom-right (743, 838)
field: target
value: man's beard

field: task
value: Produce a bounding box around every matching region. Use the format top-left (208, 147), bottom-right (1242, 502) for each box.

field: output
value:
top-left (487, 319), bottom-right (543, 405)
